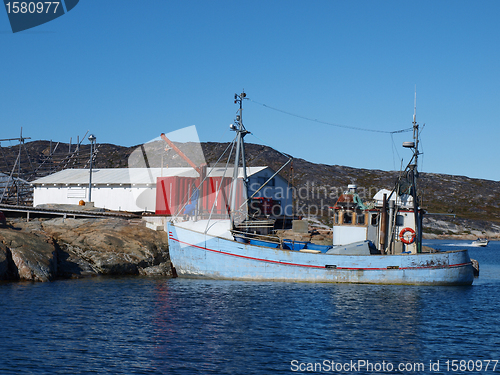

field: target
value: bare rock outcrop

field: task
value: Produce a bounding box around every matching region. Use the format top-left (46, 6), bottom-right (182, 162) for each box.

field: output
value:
top-left (0, 217), bottom-right (172, 282)
top-left (0, 243), bottom-right (17, 280)
top-left (423, 215), bottom-right (500, 240)
top-left (0, 223), bottom-right (56, 281)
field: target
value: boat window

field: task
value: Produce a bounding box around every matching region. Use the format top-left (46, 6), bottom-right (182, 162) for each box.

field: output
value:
top-left (343, 212), bottom-right (353, 224)
top-left (334, 211), bottom-right (340, 224)
top-left (396, 214), bottom-right (404, 226)
top-left (371, 213), bottom-right (378, 226)
top-left (356, 212), bottom-right (365, 225)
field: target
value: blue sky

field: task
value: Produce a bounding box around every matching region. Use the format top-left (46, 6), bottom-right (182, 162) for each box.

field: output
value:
top-left (1, 1), bottom-right (499, 181)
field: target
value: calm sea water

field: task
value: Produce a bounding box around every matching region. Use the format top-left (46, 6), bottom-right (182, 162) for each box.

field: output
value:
top-left (1, 240), bottom-right (500, 375)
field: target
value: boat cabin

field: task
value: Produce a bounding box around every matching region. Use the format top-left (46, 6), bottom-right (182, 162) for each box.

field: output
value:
top-left (331, 185), bottom-right (419, 255)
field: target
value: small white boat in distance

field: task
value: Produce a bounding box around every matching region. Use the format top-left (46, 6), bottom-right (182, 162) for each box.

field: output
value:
top-left (471, 238), bottom-right (489, 247)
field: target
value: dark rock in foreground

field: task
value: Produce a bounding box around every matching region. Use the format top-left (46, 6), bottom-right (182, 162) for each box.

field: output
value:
top-left (0, 217), bottom-right (172, 282)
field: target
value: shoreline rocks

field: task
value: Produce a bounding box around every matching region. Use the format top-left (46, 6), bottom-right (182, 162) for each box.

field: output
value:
top-left (423, 215), bottom-right (500, 240)
top-left (0, 217), bottom-right (173, 282)
top-left (1, 214), bottom-right (496, 283)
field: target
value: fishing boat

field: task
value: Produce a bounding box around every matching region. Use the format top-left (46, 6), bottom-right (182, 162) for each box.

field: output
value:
top-left (167, 92), bottom-right (474, 285)
top-left (471, 238), bottom-right (489, 247)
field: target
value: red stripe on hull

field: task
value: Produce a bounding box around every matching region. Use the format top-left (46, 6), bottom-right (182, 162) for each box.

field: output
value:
top-left (169, 236), bottom-right (471, 271)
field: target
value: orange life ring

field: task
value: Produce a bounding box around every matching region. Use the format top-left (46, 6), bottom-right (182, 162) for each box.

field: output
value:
top-left (399, 227), bottom-right (416, 244)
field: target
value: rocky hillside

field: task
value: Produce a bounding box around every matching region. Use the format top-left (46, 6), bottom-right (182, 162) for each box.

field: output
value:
top-left (0, 140), bottom-right (131, 179)
top-left (204, 142), bottom-right (500, 226)
top-left (2, 140), bottom-right (500, 227)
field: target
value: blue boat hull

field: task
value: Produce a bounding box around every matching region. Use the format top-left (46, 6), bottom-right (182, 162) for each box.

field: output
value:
top-left (167, 223), bottom-right (474, 286)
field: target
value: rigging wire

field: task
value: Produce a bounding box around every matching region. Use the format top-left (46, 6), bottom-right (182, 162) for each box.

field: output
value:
top-left (418, 134), bottom-right (425, 175)
top-left (169, 127), bottom-right (234, 220)
top-left (205, 135), bottom-right (237, 233)
top-left (249, 98), bottom-right (413, 134)
top-left (390, 133), bottom-right (402, 171)
top-left (249, 132), bottom-right (293, 161)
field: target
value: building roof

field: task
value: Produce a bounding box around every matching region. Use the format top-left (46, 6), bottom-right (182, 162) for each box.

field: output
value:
top-left (31, 167), bottom-right (271, 186)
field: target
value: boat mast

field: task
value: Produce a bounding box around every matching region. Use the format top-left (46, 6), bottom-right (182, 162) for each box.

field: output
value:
top-left (230, 91), bottom-right (249, 229)
top-left (410, 90), bottom-right (422, 253)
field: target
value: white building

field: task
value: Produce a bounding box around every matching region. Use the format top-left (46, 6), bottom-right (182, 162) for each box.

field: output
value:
top-left (31, 167), bottom-right (292, 214)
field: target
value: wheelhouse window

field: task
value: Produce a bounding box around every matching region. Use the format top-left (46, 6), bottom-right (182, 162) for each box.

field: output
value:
top-left (356, 212), bottom-right (365, 225)
top-left (343, 212), bottom-right (353, 224)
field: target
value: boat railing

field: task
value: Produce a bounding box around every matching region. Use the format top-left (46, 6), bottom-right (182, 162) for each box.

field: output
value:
top-left (231, 230), bottom-right (332, 253)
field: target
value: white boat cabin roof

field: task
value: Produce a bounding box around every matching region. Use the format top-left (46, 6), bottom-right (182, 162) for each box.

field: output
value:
top-left (373, 188), bottom-right (414, 209)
